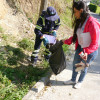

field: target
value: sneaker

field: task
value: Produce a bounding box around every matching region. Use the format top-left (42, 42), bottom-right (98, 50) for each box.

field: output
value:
top-left (63, 80), bottom-right (76, 85)
top-left (74, 82), bottom-right (82, 89)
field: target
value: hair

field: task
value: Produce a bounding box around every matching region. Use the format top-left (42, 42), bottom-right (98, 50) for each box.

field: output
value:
top-left (72, 0), bottom-right (89, 43)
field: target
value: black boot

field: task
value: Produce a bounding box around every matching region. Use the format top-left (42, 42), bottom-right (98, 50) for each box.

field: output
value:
top-left (30, 50), bottom-right (39, 66)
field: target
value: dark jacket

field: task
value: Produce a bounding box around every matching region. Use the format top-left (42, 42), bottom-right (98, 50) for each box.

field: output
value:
top-left (34, 11), bottom-right (60, 37)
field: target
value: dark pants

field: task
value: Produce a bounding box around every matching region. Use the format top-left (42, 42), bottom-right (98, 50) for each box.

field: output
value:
top-left (34, 35), bottom-right (42, 50)
top-left (31, 35), bottom-right (51, 63)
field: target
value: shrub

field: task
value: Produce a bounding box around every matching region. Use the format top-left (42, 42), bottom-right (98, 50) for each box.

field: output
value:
top-left (89, 3), bottom-right (97, 13)
top-left (89, 3), bottom-right (100, 14)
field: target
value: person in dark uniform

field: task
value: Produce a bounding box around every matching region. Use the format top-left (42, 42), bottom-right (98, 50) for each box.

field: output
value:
top-left (31, 6), bottom-right (60, 66)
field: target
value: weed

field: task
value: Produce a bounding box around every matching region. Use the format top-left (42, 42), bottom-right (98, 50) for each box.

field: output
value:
top-left (0, 44), bottom-right (49, 100)
top-left (0, 52), bottom-right (8, 66)
top-left (18, 38), bottom-right (34, 51)
top-left (1, 34), bottom-right (8, 40)
top-left (0, 26), bottom-right (4, 33)
top-left (60, 7), bottom-right (72, 27)
top-left (62, 44), bottom-right (69, 53)
top-left (28, 18), bottom-right (33, 23)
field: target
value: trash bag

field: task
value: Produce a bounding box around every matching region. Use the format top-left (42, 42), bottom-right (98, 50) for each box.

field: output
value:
top-left (49, 41), bottom-right (67, 75)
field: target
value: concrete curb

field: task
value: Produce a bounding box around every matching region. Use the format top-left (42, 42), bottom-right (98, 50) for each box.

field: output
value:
top-left (22, 70), bottom-right (52, 100)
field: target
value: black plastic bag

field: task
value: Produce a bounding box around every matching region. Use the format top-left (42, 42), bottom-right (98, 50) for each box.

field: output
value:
top-left (49, 41), bottom-right (67, 75)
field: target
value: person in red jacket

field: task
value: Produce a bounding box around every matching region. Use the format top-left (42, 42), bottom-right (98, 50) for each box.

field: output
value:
top-left (63, 1), bottom-right (100, 89)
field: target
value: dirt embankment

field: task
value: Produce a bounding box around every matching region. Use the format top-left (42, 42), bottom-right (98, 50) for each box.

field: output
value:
top-left (0, 0), bottom-right (73, 46)
top-left (0, 0), bottom-right (35, 44)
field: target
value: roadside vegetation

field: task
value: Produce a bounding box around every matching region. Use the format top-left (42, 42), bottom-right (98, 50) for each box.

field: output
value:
top-left (0, 35), bottom-right (69, 100)
top-left (89, 3), bottom-right (100, 15)
top-left (0, 26), bottom-right (4, 33)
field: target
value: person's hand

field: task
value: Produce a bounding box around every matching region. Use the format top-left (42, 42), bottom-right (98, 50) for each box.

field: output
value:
top-left (79, 52), bottom-right (87, 61)
top-left (52, 30), bottom-right (57, 37)
top-left (40, 35), bottom-right (49, 46)
top-left (82, 53), bottom-right (88, 61)
top-left (43, 37), bottom-right (49, 46)
top-left (61, 39), bottom-right (65, 44)
top-left (59, 40), bottom-right (65, 45)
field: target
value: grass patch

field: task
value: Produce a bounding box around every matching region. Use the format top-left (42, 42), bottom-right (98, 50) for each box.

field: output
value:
top-left (0, 45), bottom-right (25, 66)
top-left (28, 18), bottom-right (33, 23)
top-left (0, 44), bottom-right (49, 100)
top-left (0, 66), bottom-right (49, 100)
top-left (18, 38), bottom-right (34, 51)
top-left (1, 34), bottom-right (8, 41)
top-left (60, 7), bottom-right (72, 28)
top-left (0, 26), bottom-right (4, 33)
top-left (62, 44), bottom-right (69, 53)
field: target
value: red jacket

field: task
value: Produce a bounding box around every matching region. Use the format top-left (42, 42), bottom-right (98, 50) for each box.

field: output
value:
top-left (64, 16), bottom-right (100, 54)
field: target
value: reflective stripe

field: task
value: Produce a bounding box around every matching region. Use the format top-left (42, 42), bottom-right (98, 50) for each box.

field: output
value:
top-left (56, 23), bottom-right (60, 25)
top-left (55, 19), bottom-right (60, 25)
top-left (55, 19), bottom-right (58, 24)
top-left (34, 49), bottom-right (39, 52)
top-left (40, 16), bottom-right (45, 26)
top-left (44, 52), bottom-right (51, 56)
top-left (44, 49), bottom-right (51, 56)
top-left (36, 25), bottom-right (42, 30)
top-left (31, 53), bottom-right (38, 57)
top-left (45, 49), bottom-right (50, 52)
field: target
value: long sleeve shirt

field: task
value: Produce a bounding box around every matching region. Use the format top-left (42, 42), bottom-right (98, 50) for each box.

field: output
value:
top-left (64, 16), bottom-right (100, 54)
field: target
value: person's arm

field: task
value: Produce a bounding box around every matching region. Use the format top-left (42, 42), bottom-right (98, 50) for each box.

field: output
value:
top-left (63, 36), bottom-right (73, 45)
top-left (34, 15), bottom-right (43, 37)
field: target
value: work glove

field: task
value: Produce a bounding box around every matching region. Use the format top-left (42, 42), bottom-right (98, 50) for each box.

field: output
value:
top-left (52, 30), bottom-right (57, 37)
top-left (40, 35), bottom-right (49, 46)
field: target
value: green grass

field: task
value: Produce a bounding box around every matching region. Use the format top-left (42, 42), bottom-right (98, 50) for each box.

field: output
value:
top-left (0, 40), bottom-right (70, 100)
top-left (96, 6), bottom-right (100, 14)
top-left (28, 18), bottom-right (33, 23)
top-left (0, 66), bottom-right (49, 100)
top-left (0, 26), bottom-right (4, 33)
top-left (0, 44), bottom-right (49, 100)
top-left (60, 7), bottom-right (72, 28)
top-left (62, 44), bottom-right (69, 53)
top-left (1, 34), bottom-right (8, 40)
top-left (18, 38), bottom-right (34, 51)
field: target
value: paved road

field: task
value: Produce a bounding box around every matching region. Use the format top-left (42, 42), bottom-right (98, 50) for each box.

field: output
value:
top-left (88, 12), bottom-right (100, 73)
top-left (90, 12), bottom-right (100, 22)
top-left (30, 12), bottom-right (100, 100)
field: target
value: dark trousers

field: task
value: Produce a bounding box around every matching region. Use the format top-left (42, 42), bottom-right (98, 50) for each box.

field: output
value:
top-left (31, 35), bottom-right (51, 63)
top-left (34, 35), bottom-right (42, 50)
